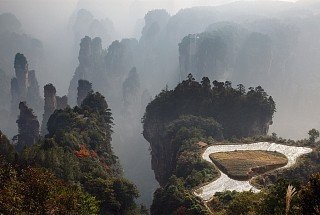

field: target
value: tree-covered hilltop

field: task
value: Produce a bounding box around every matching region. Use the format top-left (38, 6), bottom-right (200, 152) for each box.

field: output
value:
top-left (142, 75), bottom-right (276, 214)
top-left (0, 92), bottom-right (144, 215)
top-left (143, 75), bottom-right (275, 186)
top-left (144, 74), bottom-right (275, 139)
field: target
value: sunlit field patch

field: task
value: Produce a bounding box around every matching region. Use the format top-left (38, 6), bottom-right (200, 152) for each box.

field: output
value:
top-left (210, 150), bottom-right (288, 180)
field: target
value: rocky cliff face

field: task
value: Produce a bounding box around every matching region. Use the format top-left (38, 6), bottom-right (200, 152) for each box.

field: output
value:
top-left (41, 84), bottom-right (68, 134)
top-left (143, 120), bottom-right (177, 186)
top-left (14, 53), bottom-right (28, 100)
top-left (15, 101), bottom-right (39, 151)
top-left (41, 84), bottom-right (57, 135)
top-left (27, 70), bottom-right (43, 114)
top-left (72, 9), bottom-right (117, 49)
top-left (56, 96), bottom-right (68, 110)
top-left (77, 79), bottom-right (92, 106)
top-left (68, 36), bottom-right (104, 106)
top-left (68, 36), bottom-right (139, 107)
top-left (122, 67), bottom-right (142, 115)
top-left (7, 54), bottom-right (42, 138)
top-left (10, 54), bottom-right (42, 117)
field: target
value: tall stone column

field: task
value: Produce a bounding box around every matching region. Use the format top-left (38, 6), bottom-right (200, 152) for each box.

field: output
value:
top-left (14, 53), bottom-right (29, 100)
top-left (41, 84), bottom-right (57, 135)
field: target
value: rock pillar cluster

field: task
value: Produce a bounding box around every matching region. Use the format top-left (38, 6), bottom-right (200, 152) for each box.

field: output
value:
top-left (41, 84), bottom-right (68, 135)
top-left (10, 53), bottom-right (42, 116)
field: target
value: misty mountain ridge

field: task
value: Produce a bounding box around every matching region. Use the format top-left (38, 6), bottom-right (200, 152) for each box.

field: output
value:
top-left (1, 0), bottom-right (320, 214)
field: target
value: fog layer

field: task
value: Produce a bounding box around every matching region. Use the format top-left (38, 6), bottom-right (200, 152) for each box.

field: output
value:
top-left (1, 0), bottom-right (319, 207)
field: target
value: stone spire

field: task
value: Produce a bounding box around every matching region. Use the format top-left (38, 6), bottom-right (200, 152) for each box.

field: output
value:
top-left (27, 70), bottom-right (43, 114)
top-left (14, 53), bottom-right (28, 99)
top-left (77, 80), bottom-right (92, 106)
top-left (15, 101), bottom-right (39, 151)
top-left (68, 36), bottom-right (104, 106)
top-left (41, 83), bottom-right (57, 135)
top-left (11, 53), bottom-right (43, 118)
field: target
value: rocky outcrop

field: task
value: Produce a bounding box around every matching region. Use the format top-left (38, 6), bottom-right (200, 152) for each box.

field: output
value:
top-left (143, 123), bottom-right (176, 186)
top-left (10, 54), bottom-right (43, 117)
top-left (77, 80), bottom-right (92, 106)
top-left (26, 70), bottom-right (43, 114)
top-left (41, 84), bottom-right (57, 135)
top-left (15, 101), bottom-right (39, 151)
top-left (140, 9), bottom-right (170, 44)
top-left (122, 67), bottom-right (140, 108)
top-left (56, 96), bottom-right (68, 110)
top-left (103, 38), bottom-right (138, 103)
top-left (41, 84), bottom-right (68, 134)
top-left (68, 36), bottom-right (104, 106)
top-left (14, 53), bottom-right (28, 99)
top-left (68, 36), bottom-right (138, 106)
top-left (72, 9), bottom-right (116, 48)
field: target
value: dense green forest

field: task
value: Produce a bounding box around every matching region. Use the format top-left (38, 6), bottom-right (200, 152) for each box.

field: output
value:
top-left (0, 92), bottom-right (145, 214)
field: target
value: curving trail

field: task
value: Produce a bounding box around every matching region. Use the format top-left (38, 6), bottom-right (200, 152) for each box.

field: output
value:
top-left (194, 142), bottom-right (312, 201)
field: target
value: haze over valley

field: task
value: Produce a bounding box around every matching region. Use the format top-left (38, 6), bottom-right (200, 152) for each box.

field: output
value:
top-left (1, 0), bottom-right (320, 214)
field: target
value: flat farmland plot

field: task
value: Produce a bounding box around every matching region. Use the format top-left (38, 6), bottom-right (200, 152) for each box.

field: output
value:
top-left (210, 150), bottom-right (288, 180)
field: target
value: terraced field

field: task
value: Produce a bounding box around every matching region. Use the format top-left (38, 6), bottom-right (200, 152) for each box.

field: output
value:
top-left (194, 142), bottom-right (312, 201)
top-left (210, 150), bottom-right (288, 180)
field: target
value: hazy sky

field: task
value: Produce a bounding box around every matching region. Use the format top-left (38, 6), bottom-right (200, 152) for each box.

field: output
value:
top-left (0, 0), bottom-right (298, 39)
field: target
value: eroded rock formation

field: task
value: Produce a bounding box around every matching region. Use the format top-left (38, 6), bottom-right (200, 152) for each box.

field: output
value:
top-left (68, 36), bottom-right (138, 106)
top-left (10, 54), bottom-right (43, 117)
top-left (41, 84), bottom-right (57, 135)
top-left (68, 36), bottom-right (104, 106)
top-left (56, 96), bottom-right (68, 110)
top-left (27, 70), bottom-right (43, 114)
top-left (122, 67), bottom-right (140, 108)
top-left (77, 79), bottom-right (92, 106)
top-left (15, 101), bottom-right (39, 151)
top-left (14, 53), bottom-right (28, 99)
top-left (72, 9), bottom-right (116, 48)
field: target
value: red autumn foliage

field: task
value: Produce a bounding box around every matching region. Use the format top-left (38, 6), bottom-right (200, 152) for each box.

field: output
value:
top-left (74, 145), bottom-right (91, 158)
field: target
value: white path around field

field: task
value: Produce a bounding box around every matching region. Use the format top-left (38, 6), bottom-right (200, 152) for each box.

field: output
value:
top-left (194, 142), bottom-right (312, 201)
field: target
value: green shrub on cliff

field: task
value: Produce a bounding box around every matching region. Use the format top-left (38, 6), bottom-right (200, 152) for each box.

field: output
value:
top-left (151, 176), bottom-right (209, 215)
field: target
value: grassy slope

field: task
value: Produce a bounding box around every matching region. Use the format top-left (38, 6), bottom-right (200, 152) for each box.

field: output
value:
top-left (210, 150), bottom-right (288, 180)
